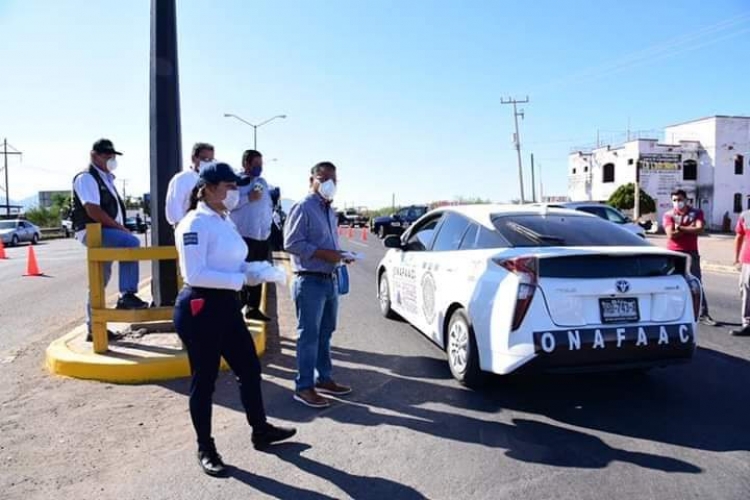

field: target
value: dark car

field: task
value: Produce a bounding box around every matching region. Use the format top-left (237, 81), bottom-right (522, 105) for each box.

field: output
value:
top-left (125, 216), bottom-right (148, 234)
top-left (370, 205), bottom-right (429, 239)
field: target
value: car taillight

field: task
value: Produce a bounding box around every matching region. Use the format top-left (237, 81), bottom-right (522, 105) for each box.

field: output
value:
top-left (494, 256), bottom-right (538, 331)
top-left (686, 275), bottom-right (702, 321)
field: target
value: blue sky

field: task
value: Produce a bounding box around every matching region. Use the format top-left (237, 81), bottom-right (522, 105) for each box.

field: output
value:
top-left (1, 0), bottom-right (749, 209)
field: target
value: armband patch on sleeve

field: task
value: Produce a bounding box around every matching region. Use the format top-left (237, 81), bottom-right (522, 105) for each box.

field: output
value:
top-left (183, 232), bottom-right (199, 246)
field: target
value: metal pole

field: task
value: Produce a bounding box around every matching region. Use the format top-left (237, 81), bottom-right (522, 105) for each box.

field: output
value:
top-left (150, 0), bottom-right (182, 306)
top-left (634, 160), bottom-right (641, 221)
top-left (530, 153), bottom-right (536, 203)
top-left (254, 126), bottom-right (257, 150)
top-left (3, 139), bottom-right (8, 217)
top-left (512, 101), bottom-right (525, 203)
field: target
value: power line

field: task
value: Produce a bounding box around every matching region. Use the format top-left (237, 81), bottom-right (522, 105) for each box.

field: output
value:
top-left (501, 96), bottom-right (529, 203)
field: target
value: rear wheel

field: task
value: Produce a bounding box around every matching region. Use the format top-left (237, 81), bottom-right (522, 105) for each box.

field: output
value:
top-left (446, 308), bottom-right (485, 387)
top-left (378, 272), bottom-right (398, 319)
top-left (11, 235), bottom-right (19, 247)
top-left (31, 233), bottom-right (39, 245)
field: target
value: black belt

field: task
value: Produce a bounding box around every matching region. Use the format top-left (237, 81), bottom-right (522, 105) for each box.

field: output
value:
top-left (295, 271), bottom-right (335, 279)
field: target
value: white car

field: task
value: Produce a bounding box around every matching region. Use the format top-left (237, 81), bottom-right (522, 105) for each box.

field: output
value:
top-left (549, 202), bottom-right (646, 238)
top-left (376, 205), bottom-right (700, 386)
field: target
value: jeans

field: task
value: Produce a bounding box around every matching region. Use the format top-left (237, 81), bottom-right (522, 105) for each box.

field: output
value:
top-left (80, 228), bottom-right (141, 330)
top-left (174, 287), bottom-right (267, 451)
top-left (293, 275), bottom-right (339, 391)
top-left (685, 250), bottom-right (709, 316)
top-left (241, 237), bottom-right (271, 310)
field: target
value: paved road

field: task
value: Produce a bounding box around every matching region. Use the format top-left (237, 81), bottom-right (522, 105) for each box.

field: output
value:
top-left (3, 233), bottom-right (749, 499)
top-left (0, 236), bottom-right (150, 356)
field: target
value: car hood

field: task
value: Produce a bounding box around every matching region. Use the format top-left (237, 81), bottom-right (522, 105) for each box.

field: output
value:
top-left (0, 229), bottom-right (14, 235)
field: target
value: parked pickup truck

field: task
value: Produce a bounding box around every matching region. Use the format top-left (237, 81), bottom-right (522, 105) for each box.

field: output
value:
top-left (337, 207), bottom-right (370, 227)
top-left (370, 204), bottom-right (429, 239)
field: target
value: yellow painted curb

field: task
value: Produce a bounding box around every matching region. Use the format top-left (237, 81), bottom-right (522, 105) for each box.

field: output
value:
top-left (46, 286), bottom-right (268, 384)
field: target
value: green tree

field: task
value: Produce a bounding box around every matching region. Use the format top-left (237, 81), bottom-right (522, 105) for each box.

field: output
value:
top-left (607, 183), bottom-right (656, 214)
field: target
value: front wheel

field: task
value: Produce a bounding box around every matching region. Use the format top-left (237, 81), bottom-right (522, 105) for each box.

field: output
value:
top-left (378, 272), bottom-right (398, 319)
top-left (378, 226), bottom-right (386, 239)
top-left (446, 309), bottom-right (485, 387)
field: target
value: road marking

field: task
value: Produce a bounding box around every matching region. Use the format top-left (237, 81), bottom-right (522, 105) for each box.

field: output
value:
top-left (347, 240), bottom-right (369, 248)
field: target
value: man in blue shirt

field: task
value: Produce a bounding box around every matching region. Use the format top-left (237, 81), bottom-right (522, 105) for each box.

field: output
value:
top-left (230, 150), bottom-right (275, 322)
top-left (283, 161), bottom-right (353, 408)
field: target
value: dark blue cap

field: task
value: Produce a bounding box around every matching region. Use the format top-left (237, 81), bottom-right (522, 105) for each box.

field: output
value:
top-left (199, 162), bottom-right (242, 184)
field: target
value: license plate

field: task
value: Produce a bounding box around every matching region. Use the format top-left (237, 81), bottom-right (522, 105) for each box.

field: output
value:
top-left (599, 297), bottom-right (639, 324)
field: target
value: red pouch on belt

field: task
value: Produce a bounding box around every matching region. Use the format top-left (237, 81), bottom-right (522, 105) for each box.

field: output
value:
top-left (190, 298), bottom-right (205, 316)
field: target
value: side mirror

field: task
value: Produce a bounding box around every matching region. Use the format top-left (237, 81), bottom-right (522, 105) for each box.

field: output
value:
top-left (383, 235), bottom-right (403, 249)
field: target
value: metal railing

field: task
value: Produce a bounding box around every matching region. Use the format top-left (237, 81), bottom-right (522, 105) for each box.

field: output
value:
top-left (86, 223), bottom-right (180, 353)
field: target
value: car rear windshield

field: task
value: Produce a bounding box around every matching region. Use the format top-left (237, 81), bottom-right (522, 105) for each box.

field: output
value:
top-left (491, 213), bottom-right (649, 247)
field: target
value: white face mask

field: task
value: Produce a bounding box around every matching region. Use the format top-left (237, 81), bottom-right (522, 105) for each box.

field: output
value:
top-left (318, 179), bottom-right (337, 201)
top-left (673, 200), bottom-right (685, 210)
top-left (198, 160), bottom-right (214, 172)
top-left (106, 158), bottom-right (118, 172)
top-left (222, 189), bottom-right (240, 211)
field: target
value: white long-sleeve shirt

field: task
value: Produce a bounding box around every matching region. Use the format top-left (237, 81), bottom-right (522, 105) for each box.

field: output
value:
top-left (175, 202), bottom-right (247, 290)
top-left (165, 169), bottom-right (200, 226)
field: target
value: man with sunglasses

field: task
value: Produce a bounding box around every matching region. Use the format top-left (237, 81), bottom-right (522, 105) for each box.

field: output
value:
top-left (663, 188), bottom-right (717, 326)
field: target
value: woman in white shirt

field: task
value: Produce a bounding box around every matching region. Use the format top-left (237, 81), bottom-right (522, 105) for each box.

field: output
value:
top-left (174, 162), bottom-right (295, 477)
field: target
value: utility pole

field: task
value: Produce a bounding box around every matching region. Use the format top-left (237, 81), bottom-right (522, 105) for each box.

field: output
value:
top-left (530, 153), bottom-right (536, 203)
top-left (1, 139), bottom-right (23, 217)
top-left (634, 158), bottom-right (641, 221)
top-left (391, 193), bottom-right (395, 211)
top-left (150, 0), bottom-right (182, 306)
top-left (501, 96), bottom-right (529, 204)
top-left (539, 162), bottom-right (544, 201)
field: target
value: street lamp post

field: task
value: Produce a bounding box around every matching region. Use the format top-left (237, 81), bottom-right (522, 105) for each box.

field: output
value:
top-left (223, 113), bottom-right (287, 149)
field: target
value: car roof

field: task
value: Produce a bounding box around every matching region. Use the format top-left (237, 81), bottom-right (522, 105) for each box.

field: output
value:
top-left (427, 204), bottom-right (596, 229)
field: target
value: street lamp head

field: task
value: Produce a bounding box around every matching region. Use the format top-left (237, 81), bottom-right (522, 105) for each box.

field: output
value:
top-left (279, 114), bottom-right (287, 119)
top-left (223, 113), bottom-right (233, 118)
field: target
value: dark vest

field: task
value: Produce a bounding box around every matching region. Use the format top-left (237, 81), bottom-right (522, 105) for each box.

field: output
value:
top-left (72, 165), bottom-right (126, 232)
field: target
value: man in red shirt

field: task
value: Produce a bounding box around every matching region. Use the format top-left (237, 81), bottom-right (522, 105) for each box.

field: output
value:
top-left (731, 210), bottom-right (750, 336)
top-left (662, 189), bottom-right (717, 326)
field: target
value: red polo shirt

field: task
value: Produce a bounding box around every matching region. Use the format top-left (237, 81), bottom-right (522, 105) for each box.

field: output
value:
top-left (735, 211), bottom-right (750, 264)
top-left (662, 207), bottom-right (704, 253)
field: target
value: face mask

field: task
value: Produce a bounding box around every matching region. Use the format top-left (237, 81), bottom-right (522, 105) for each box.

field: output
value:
top-left (318, 179), bottom-right (337, 201)
top-left (198, 160), bottom-right (213, 172)
top-left (106, 158), bottom-right (118, 172)
top-left (250, 166), bottom-right (263, 177)
top-left (673, 201), bottom-right (685, 210)
top-left (222, 189), bottom-right (240, 211)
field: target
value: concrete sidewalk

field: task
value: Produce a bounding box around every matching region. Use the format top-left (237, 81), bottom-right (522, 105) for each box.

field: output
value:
top-left (647, 233), bottom-right (738, 274)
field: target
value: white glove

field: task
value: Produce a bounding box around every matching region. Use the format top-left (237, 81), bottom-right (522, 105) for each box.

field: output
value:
top-left (242, 262), bottom-right (288, 286)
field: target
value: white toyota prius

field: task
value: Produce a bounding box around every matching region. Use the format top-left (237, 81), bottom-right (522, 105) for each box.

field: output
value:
top-left (376, 205), bottom-right (700, 386)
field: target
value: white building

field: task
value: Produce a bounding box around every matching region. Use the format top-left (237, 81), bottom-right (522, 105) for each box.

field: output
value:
top-left (568, 116), bottom-right (750, 230)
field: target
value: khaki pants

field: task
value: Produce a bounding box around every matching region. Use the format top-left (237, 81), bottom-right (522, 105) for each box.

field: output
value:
top-left (740, 264), bottom-right (750, 327)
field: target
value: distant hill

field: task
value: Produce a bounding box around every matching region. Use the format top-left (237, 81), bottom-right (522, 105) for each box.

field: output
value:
top-left (0, 195), bottom-right (37, 210)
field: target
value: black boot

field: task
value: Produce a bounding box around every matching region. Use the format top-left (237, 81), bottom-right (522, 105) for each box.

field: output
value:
top-left (197, 446), bottom-right (227, 476)
top-left (251, 422), bottom-right (297, 450)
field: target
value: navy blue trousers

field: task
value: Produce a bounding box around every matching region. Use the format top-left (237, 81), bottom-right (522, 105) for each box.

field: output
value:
top-left (174, 286), bottom-right (267, 451)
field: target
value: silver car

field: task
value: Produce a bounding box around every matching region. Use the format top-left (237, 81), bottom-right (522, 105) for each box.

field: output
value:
top-left (0, 219), bottom-right (41, 246)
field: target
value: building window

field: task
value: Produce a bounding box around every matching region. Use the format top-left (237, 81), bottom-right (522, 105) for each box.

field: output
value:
top-left (572, 168), bottom-right (577, 175)
top-left (584, 166), bottom-right (589, 172)
top-left (734, 193), bottom-right (743, 213)
top-left (736, 154), bottom-right (745, 175)
top-left (683, 160), bottom-right (697, 181)
top-left (628, 159), bottom-right (634, 165)
top-left (602, 163), bottom-right (615, 183)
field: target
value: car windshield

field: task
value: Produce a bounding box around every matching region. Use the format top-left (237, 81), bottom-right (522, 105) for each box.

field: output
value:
top-left (492, 213), bottom-right (649, 247)
top-left (0, 221), bottom-right (17, 229)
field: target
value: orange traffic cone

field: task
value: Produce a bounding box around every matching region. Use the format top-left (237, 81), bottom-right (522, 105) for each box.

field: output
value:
top-left (23, 246), bottom-right (43, 276)
top-left (348, 226), bottom-right (354, 238)
top-left (0, 239), bottom-right (6, 259)
top-left (361, 227), bottom-right (368, 241)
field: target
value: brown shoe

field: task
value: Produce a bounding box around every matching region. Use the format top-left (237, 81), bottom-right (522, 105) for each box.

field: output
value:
top-left (293, 389), bottom-right (330, 408)
top-left (315, 380), bottom-right (352, 396)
